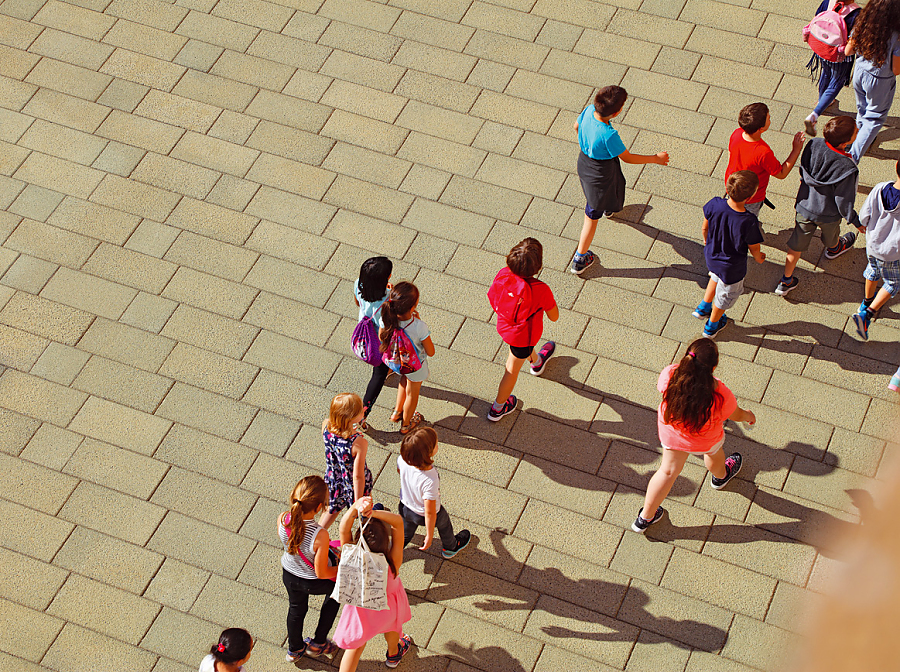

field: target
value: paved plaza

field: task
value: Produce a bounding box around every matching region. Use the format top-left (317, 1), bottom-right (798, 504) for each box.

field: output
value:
top-left (1, 0), bottom-right (899, 670)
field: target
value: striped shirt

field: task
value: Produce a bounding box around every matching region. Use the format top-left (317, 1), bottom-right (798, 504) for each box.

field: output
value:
top-left (279, 513), bottom-right (321, 580)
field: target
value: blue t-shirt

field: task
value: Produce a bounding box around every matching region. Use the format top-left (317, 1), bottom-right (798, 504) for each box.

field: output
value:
top-left (703, 197), bottom-right (764, 285)
top-left (855, 31), bottom-right (900, 78)
top-left (577, 105), bottom-right (626, 160)
top-left (882, 182), bottom-right (900, 210)
top-left (354, 279), bottom-right (387, 327)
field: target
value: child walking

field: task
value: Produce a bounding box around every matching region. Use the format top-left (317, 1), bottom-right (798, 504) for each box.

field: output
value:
top-left (379, 281), bottom-right (434, 435)
top-left (397, 426), bottom-right (470, 558)
top-left (200, 628), bottom-right (253, 672)
top-left (334, 497), bottom-right (413, 671)
top-left (725, 103), bottom-right (805, 218)
top-left (354, 256), bottom-right (392, 430)
top-left (280, 475), bottom-right (341, 662)
top-left (803, 0), bottom-right (860, 137)
top-left (776, 116), bottom-right (864, 296)
top-left (571, 85), bottom-right (669, 274)
top-left (844, 0), bottom-right (900, 162)
top-left (632, 339), bottom-right (756, 533)
top-left (851, 159), bottom-right (900, 340)
top-left (320, 393), bottom-right (372, 529)
top-left (694, 171), bottom-right (766, 338)
top-left (487, 238), bottom-right (559, 421)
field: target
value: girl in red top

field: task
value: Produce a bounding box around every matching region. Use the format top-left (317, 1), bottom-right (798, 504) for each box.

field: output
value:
top-left (632, 339), bottom-right (756, 533)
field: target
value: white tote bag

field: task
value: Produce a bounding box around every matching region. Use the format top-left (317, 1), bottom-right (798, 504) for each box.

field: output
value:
top-left (330, 517), bottom-right (390, 611)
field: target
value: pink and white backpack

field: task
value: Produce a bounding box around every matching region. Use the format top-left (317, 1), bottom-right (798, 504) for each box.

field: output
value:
top-left (803, 1), bottom-right (860, 63)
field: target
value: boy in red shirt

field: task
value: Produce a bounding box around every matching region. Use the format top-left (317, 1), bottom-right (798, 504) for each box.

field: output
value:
top-left (486, 238), bottom-right (559, 422)
top-left (726, 102), bottom-right (805, 218)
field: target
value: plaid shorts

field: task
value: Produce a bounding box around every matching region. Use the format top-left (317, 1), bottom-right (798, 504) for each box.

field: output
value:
top-left (863, 255), bottom-right (900, 297)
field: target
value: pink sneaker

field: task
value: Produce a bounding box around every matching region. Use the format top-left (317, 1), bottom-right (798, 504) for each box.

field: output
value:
top-left (890, 367), bottom-right (900, 392)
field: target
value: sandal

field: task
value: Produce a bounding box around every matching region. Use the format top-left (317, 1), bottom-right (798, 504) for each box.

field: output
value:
top-left (304, 637), bottom-right (339, 659)
top-left (389, 410), bottom-right (403, 423)
top-left (399, 412), bottom-right (424, 435)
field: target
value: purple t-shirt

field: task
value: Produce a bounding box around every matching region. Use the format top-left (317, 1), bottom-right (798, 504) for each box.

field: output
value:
top-left (703, 197), bottom-right (764, 285)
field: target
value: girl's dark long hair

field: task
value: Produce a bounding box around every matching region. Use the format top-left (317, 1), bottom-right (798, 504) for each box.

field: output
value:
top-left (853, 0), bottom-right (900, 67)
top-left (379, 281), bottom-right (419, 353)
top-left (356, 517), bottom-right (397, 576)
top-left (358, 256), bottom-right (392, 302)
top-left (663, 339), bottom-right (720, 434)
top-left (210, 628), bottom-right (253, 664)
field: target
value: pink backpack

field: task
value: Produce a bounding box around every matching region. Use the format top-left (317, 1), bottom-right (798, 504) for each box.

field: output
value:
top-left (803, 1), bottom-right (860, 63)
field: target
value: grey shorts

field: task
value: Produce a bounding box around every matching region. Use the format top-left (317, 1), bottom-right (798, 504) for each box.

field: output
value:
top-left (745, 200), bottom-right (764, 217)
top-left (787, 213), bottom-right (841, 252)
top-left (710, 272), bottom-right (744, 310)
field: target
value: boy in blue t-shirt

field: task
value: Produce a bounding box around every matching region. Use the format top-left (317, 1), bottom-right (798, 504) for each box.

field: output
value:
top-left (693, 170), bottom-right (766, 338)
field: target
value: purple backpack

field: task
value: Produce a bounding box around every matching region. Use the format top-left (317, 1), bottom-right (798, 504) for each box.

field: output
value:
top-left (351, 306), bottom-right (383, 367)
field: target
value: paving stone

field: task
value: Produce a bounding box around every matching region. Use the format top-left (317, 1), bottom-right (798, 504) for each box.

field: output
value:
top-left (0, 321), bottom-right (46, 370)
top-left (157, 381), bottom-right (256, 442)
top-left (60, 481), bottom-right (166, 546)
top-left (64, 437), bottom-right (167, 499)
top-left (0, 597), bottom-right (63, 662)
top-left (72, 355), bottom-right (171, 413)
top-left (69, 395), bottom-right (171, 455)
top-left (440, 175), bottom-right (532, 222)
top-left (470, 89), bottom-right (558, 135)
top-left (103, 18), bottom-right (187, 61)
top-left (119, 292), bottom-right (177, 334)
top-left (0, 546), bottom-right (67, 611)
top-left (685, 651), bottom-right (758, 672)
top-left (156, 423), bottom-right (256, 485)
top-left (148, 511), bottom-right (255, 578)
top-left (323, 141), bottom-right (411, 189)
top-left (606, 9), bottom-right (692, 48)
top-left (245, 120), bottom-right (332, 167)
top-left (54, 526), bottom-right (163, 594)
top-left (0, 368), bottom-right (86, 425)
top-left (242, 291), bottom-right (340, 347)
top-left (47, 196), bottom-right (138, 245)
top-left (144, 558), bottom-right (210, 612)
top-left (240, 410), bottom-right (298, 457)
top-left (429, 609), bottom-right (543, 672)
top-left (0, 451), bottom-right (77, 514)
top-left (395, 69), bottom-right (480, 116)
top-left (175, 9), bottom-right (258, 51)
top-left (0, 407), bottom-right (41, 456)
top-left (173, 38), bottom-right (222, 71)
top-left (43, 622), bottom-right (155, 671)
top-left (720, 614), bottom-right (794, 672)
top-left (160, 304), bottom-right (258, 360)
top-left (243, 369), bottom-right (334, 426)
top-left (151, 466), bottom-right (258, 532)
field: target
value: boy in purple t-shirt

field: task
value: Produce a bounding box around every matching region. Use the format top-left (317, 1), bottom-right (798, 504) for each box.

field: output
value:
top-left (693, 170), bottom-right (766, 338)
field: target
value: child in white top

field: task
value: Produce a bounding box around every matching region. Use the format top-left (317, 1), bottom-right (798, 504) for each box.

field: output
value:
top-left (396, 426), bottom-right (470, 559)
top-left (379, 281), bottom-right (434, 435)
top-left (199, 628), bottom-right (253, 672)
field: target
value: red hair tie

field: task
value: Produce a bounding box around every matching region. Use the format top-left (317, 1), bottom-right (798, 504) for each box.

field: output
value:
top-left (687, 352), bottom-right (696, 358)
top-left (217, 643), bottom-right (226, 653)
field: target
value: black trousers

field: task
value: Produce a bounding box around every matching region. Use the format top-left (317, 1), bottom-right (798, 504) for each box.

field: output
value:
top-left (398, 500), bottom-right (456, 550)
top-left (282, 568), bottom-right (340, 650)
top-left (363, 362), bottom-right (390, 416)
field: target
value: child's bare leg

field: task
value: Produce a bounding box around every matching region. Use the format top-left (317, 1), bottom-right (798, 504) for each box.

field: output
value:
top-left (394, 376), bottom-right (408, 419)
top-left (338, 644), bottom-right (366, 672)
top-left (703, 449), bottom-right (727, 480)
top-left (783, 248), bottom-right (802, 278)
top-left (576, 214), bottom-right (600, 255)
top-left (384, 631), bottom-right (400, 657)
top-left (869, 286), bottom-right (893, 312)
top-left (403, 380), bottom-right (423, 424)
top-left (495, 353), bottom-right (528, 404)
top-left (641, 449), bottom-right (690, 518)
top-left (864, 279), bottom-right (879, 301)
top-left (318, 509), bottom-right (338, 530)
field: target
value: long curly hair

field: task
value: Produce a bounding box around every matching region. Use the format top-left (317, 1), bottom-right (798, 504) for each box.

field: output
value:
top-left (853, 0), bottom-right (900, 67)
top-left (662, 339), bottom-right (721, 434)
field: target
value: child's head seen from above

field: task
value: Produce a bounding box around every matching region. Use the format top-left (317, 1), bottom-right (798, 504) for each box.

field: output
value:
top-left (594, 85), bottom-right (628, 118)
top-left (210, 628), bottom-right (254, 666)
top-left (738, 102), bottom-right (770, 135)
top-left (823, 116), bottom-right (857, 149)
top-left (290, 474), bottom-right (328, 516)
top-left (726, 170), bottom-right (759, 204)
top-left (400, 426), bottom-right (437, 469)
top-left (358, 256), bottom-right (393, 302)
top-left (507, 237), bottom-right (543, 279)
top-left (327, 392), bottom-right (364, 438)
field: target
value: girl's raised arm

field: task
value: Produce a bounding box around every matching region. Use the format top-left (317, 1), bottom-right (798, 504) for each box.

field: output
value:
top-left (312, 527), bottom-right (337, 579)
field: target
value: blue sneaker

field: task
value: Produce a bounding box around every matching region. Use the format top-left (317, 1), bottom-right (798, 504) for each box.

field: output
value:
top-left (703, 314), bottom-right (729, 339)
top-left (852, 309), bottom-right (871, 341)
top-left (692, 301), bottom-right (712, 319)
top-left (570, 250), bottom-right (596, 275)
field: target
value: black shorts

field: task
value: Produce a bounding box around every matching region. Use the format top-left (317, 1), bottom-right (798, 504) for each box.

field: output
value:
top-left (509, 344), bottom-right (534, 359)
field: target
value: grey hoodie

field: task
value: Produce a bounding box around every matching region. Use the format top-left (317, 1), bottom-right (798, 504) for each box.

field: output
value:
top-left (794, 138), bottom-right (860, 226)
top-left (860, 182), bottom-right (900, 262)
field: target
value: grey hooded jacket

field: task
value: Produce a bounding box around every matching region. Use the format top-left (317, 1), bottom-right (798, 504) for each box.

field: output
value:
top-left (794, 138), bottom-right (860, 227)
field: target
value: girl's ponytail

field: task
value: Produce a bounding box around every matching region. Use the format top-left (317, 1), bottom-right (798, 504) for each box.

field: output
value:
top-left (379, 281), bottom-right (419, 353)
top-left (210, 628), bottom-right (253, 665)
top-left (663, 339), bottom-right (719, 433)
top-left (286, 476), bottom-right (328, 555)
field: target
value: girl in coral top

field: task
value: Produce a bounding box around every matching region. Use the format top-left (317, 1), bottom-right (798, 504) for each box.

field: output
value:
top-left (632, 338), bottom-right (756, 533)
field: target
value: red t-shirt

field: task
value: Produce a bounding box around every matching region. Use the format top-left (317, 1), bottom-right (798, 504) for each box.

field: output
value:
top-left (725, 128), bottom-right (782, 204)
top-left (490, 268), bottom-right (556, 348)
top-left (656, 364), bottom-right (737, 452)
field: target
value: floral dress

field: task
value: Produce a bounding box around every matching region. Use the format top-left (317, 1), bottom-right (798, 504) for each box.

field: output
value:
top-left (323, 429), bottom-right (373, 513)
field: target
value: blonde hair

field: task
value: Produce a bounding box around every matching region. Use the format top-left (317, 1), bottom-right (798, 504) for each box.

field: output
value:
top-left (286, 475), bottom-right (328, 555)
top-left (324, 393), bottom-right (363, 439)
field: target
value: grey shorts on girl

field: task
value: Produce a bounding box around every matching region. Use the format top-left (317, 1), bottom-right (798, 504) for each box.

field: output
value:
top-left (710, 273), bottom-right (743, 311)
top-left (662, 435), bottom-right (725, 456)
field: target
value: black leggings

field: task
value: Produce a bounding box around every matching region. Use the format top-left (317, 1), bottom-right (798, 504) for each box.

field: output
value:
top-left (363, 362), bottom-right (390, 416)
top-left (282, 568), bottom-right (340, 650)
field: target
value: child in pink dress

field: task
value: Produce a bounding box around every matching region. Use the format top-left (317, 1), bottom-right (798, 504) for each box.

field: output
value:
top-left (333, 497), bottom-right (413, 671)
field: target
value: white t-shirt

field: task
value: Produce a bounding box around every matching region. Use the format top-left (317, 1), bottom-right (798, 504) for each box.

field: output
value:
top-left (398, 454), bottom-right (441, 516)
top-left (199, 655), bottom-right (244, 672)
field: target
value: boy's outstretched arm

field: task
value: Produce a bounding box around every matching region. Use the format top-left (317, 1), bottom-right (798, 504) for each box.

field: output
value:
top-left (619, 149), bottom-right (669, 165)
top-left (773, 132), bottom-right (805, 179)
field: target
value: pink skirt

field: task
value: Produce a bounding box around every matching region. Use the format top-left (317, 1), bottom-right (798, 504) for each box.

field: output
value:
top-left (332, 571), bottom-right (411, 650)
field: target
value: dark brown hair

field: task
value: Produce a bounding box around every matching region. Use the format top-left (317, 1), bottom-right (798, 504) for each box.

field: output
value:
top-left (400, 426), bottom-right (437, 469)
top-left (357, 517), bottom-right (397, 576)
top-left (210, 628), bottom-right (253, 665)
top-left (358, 256), bottom-right (392, 302)
top-left (823, 116), bottom-right (856, 147)
top-left (852, 0), bottom-right (900, 67)
top-left (507, 237), bottom-right (543, 279)
top-left (286, 475), bottom-right (328, 555)
top-left (738, 102), bottom-right (769, 134)
top-left (379, 281), bottom-right (419, 353)
top-left (663, 339), bottom-right (721, 434)
top-left (594, 85), bottom-right (628, 117)
top-left (726, 170), bottom-right (759, 203)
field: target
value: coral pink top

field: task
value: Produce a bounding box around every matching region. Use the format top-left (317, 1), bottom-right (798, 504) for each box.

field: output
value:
top-left (656, 364), bottom-right (737, 452)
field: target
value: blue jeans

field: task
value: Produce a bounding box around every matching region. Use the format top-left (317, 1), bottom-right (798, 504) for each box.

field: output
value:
top-left (814, 61), bottom-right (845, 117)
top-left (850, 69), bottom-right (897, 162)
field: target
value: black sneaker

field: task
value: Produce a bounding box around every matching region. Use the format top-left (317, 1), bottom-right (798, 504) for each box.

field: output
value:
top-left (570, 250), bottom-right (596, 275)
top-left (710, 453), bottom-right (742, 490)
top-left (631, 506), bottom-right (665, 533)
top-left (774, 276), bottom-right (799, 296)
top-left (823, 232), bottom-right (856, 260)
top-left (487, 395), bottom-right (517, 422)
top-left (441, 529), bottom-right (471, 558)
